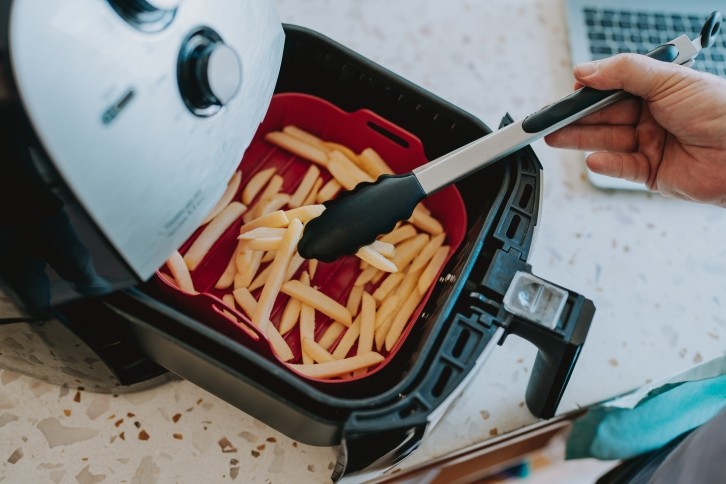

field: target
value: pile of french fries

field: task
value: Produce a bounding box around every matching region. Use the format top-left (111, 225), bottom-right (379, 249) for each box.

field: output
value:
top-left (163, 125), bottom-right (450, 380)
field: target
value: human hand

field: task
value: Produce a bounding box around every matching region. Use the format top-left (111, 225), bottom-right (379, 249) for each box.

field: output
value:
top-left (545, 54), bottom-right (726, 207)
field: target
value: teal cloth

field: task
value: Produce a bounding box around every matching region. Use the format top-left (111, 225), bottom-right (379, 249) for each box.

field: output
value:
top-left (566, 374), bottom-right (726, 460)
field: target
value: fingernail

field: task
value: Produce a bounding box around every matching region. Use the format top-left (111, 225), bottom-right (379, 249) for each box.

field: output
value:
top-left (575, 61), bottom-right (598, 78)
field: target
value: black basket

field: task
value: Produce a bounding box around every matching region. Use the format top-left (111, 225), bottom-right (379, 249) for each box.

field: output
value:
top-left (104, 25), bottom-right (594, 480)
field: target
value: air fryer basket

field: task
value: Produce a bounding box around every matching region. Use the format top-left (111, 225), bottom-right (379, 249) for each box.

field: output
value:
top-left (104, 24), bottom-right (594, 480)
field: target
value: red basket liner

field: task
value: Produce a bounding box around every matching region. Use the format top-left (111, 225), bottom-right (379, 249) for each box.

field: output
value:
top-left (157, 93), bottom-right (467, 383)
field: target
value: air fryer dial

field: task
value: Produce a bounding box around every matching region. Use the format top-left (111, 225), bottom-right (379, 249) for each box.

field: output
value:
top-left (177, 28), bottom-right (243, 117)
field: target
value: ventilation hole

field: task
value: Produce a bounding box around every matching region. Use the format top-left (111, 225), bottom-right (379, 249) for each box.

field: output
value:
top-left (506, 214), bottom-right (521, 239)
top-left (367, 121), bottom-right (410, 148)
top-left (451, 329), bottom-right (471, 358)
top-left (519, 184), bottom-right (534, 209)
top-left (432, 366), bottom-right (453, 398)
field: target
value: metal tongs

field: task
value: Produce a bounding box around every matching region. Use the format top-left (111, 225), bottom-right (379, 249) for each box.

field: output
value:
top-left (298, 11), bottom-right (722, 262)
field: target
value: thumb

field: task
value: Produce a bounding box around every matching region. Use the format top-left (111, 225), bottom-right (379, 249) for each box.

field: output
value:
top-left (573, 53), bottom-right (685, 100)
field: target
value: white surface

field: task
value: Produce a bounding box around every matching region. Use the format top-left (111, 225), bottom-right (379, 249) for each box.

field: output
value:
top-left (1, 1), bottom-right (725, 483)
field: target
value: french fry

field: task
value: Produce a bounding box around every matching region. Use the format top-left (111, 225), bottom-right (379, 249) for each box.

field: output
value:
top-left (322, 142), bottom-right (357, 162)
top-left (279, 296), bottom-right (302, 336)
top-left (234, 249), bottom-right (253, 275)
top-left (238, 250), bottom-right (264, 288)
top-left (358, 147), bottom-right (393, 178)
top-left (267, 324), bottom-right (294, 362)
top-left (374, 312), bottom-right (394, 351)
top-left (392, 233), bottom-right (430, 271)
top-left (252, 219), bottom-right (304, 332)
top-left (317, 179), bottom-right (341, 203)
top-left (395, 267), bottom-right (423, 304)
top-left (284, 253), bottom-right (305, 284)
top-left (318, 322), bottom-right (346, 351)
top-left (410, 233), bottom-right (446, 273)
top-left (297, 272), bottom-right (315, 364)
top-left (371, 240), bottom-right (395, 259)
top-left (332, 314), bottom-right (361, 359)
top-left (233, 273), bottom-right (246, 290)
top-left (222, 294), bottom-right (236, 310)
top-left (416, 202), bottom-right (431, 214)
top-left (261, 250), bottom-right (277, 263)
top-left (284, 204), bottom-right (326, 224)
top-left (166, 250), bottom-right (195, 293)
top-left (346, 285), bottom-right (364, 316)
top-left (409, 206), bottom-right (444, 235)
top-left (265, 131), bottom-right (329, 167)
top-left (259, 194), bottom-right (291, 215)
top-left (290, 352), bottom-right (384, 379)
top-left (302, 337), bottom-right (335, 364)
top-left (353, 292), bottom-right (376, 376)
top-left (245, 189), bottom-right (287, 223)
top-left (244, 174), bottom-right (284, 222)
top-left (371, 270), bottom-right (385, 285)
top-left (184, 202), bottom-right (245, 271)
top-left (248, 251), bottom-right (303, 292)
top-left (203, 171), bottom-right (242, 225)
top-left (418, 246), bottom-right (449, 294)
top-left (232, 286), bottom-right (294, 360)
top-left (302, 178), bottom-right (323, 207)
top-left (242, 167), bottom-right (276, 205)
top-left (354, 265), bottom-right (378, 287)
top-left (375, 295), bottom-right (399, 331)
top-left (238, 227), bottom-right (286, 240)
top-left (356, 245), bottom-right (398, 273)
top-left (238, 210), bottom-right (289, 236)
top-left (248, 264), bottom-right (271, 293)
top-left (379, 224), bottom-right (417, 245)
top-left (283, 125), bottom-right (327, 149)
top-left (232, 287), bottom-right (257, 319)
top-left (247, 236), bottom-right (282, 252)
top-left (357, 292), bottom-right (376, 356)
top-left (385, 287), bottom-right (425, 351)
top-left (215, 246), bottom-right (238, 290)
top-left (289, 165), bottom-right (320, 208)
top-left (372, 272), bottom-right (404, 302)
top-left (300, 302), bottom-right (315, 365)
top-left (327, 151), bottom-right (374, 190)
top-left (308, 259), bottom-right (319, 280)
top-left (280, 280), bottom-right (353, 327)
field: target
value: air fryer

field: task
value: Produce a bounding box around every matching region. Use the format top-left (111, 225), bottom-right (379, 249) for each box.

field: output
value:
top-left (0, 2), bottom-right (594, 481)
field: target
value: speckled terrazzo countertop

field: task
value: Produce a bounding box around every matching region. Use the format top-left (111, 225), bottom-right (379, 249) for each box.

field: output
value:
top-left (2, 1), bottom-right (725, 482)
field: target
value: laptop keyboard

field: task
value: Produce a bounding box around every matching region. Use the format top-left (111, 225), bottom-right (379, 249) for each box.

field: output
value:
top-left (583, 8), bottom-right (726, 76)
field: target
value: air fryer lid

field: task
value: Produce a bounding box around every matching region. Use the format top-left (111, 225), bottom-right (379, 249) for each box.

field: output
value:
top-left (7, 0), bottom-right (284, 280)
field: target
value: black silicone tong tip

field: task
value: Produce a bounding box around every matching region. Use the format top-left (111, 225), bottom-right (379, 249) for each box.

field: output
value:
top-left (298, 173), bottom-right (426, 262)
top-left (701, 11), bottom-right (722, 48)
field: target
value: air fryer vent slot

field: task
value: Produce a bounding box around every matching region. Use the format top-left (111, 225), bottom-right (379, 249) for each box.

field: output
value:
top-left (431, 366), bottom-right (453, 398)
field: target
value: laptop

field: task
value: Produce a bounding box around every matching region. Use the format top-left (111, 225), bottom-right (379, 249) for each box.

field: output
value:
top-left (564, 0), bottom-right (725, 191)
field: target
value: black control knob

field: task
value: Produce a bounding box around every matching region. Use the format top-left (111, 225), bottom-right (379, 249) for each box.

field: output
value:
top-left (177, 28), bottom-right (243, 117)
top-left (107, 0), bottom-right (180, 32)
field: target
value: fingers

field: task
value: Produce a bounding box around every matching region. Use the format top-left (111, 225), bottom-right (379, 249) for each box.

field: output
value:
top-left (586, 152), bottom-right (652, 184)
top-left (572, 97), bottom-right (642, 126)
top-left (573, 54), bottom-right (690, 100)
top-left (545, 125), bottom-right (637, 152)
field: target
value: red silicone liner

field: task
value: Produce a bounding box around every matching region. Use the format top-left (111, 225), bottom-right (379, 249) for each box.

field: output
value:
top-left (157, 93), bottom-right (467, 383)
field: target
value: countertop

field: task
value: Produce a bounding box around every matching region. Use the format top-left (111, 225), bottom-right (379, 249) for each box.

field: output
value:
top-left (2, 1), bottom-right (725, 482)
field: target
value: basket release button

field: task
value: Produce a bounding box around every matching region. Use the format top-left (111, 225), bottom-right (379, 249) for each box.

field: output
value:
top-left (503, 272), bottom-right (567, 329)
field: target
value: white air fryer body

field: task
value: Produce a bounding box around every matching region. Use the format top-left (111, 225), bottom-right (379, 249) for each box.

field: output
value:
top-left (7, 0), bottom-right (284, 281)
